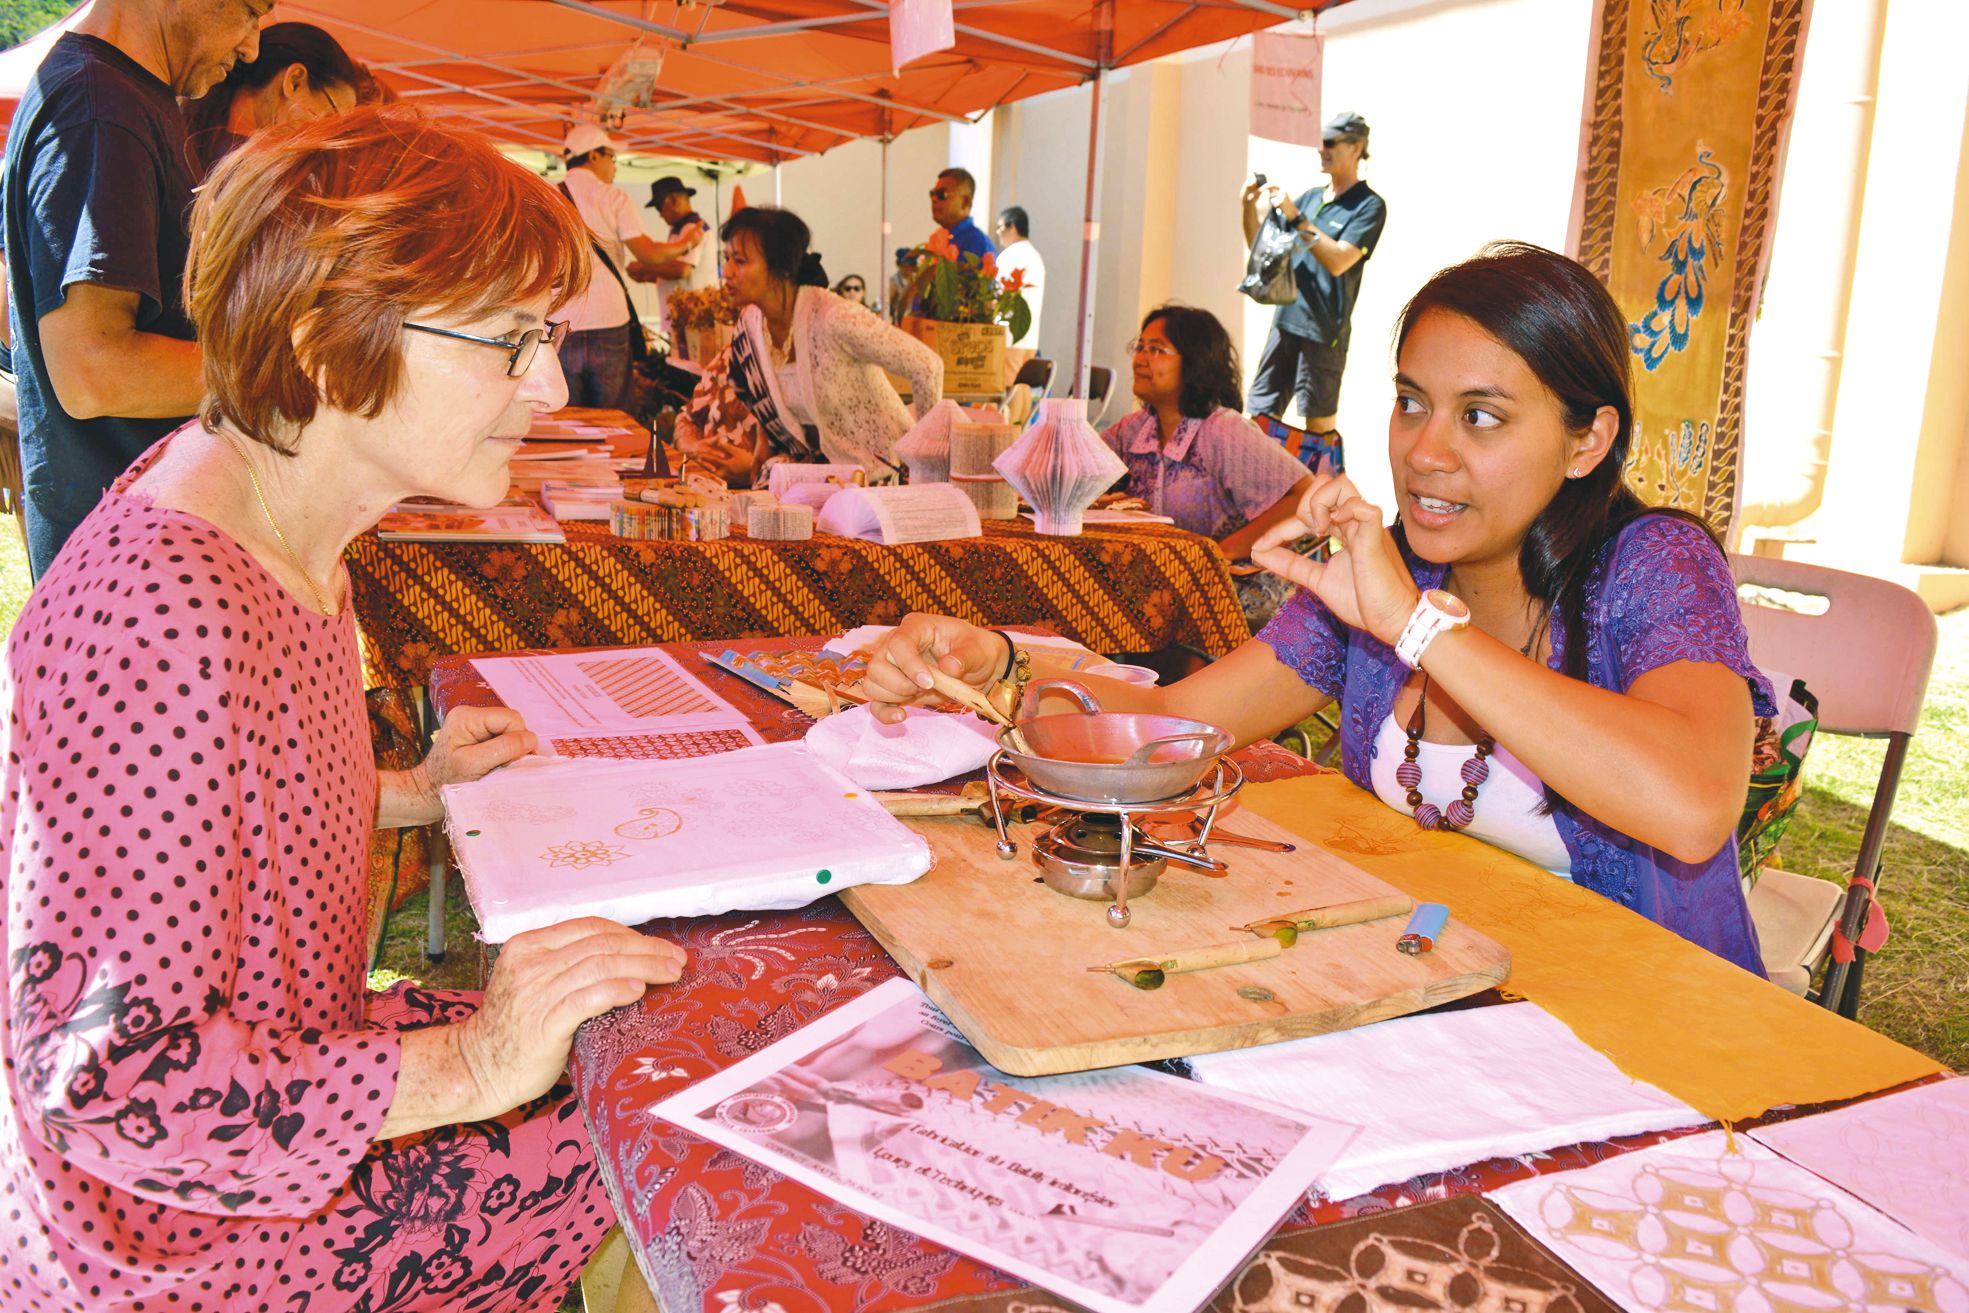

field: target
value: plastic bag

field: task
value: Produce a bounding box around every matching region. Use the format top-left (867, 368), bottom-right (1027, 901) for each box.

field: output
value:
top-left (1239, 210), bottom-right (1300, 306)
top-left (1739, 674), bottom-right (1818, 886)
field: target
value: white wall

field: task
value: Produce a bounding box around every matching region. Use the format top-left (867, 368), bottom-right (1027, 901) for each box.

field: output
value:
top-left (773, 125), bottom-right (953, 302)
top-left (983, 0), bottom-right (1593, 506)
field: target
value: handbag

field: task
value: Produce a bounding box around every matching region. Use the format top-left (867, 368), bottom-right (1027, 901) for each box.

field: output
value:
top-left (1238, 208), bottom-right (1300, 306)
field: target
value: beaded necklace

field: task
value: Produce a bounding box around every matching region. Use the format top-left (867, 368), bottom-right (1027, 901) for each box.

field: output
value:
top-left (1395, 626), bottom-right (1538, 832)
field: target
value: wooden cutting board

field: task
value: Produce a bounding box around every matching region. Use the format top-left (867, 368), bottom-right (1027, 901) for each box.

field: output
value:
top-left (841, 807), bottom-right (1511, 1076)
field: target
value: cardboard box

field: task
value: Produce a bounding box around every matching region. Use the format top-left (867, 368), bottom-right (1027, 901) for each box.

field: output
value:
top-left (902, 316), bottom-right (1008, 396)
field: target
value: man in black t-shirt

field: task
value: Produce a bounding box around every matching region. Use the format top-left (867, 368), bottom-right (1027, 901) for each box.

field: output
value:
top-left (2, 0), bottom-right (268, 576)
top-left (1241, 111), bottom-right (1388, 463)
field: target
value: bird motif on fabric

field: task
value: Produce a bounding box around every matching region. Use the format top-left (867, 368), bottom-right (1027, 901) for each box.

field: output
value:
top-left (1629, 149), bottom-right (1729, 372)
top-left (1641, 0), bottom-right (1754, 92)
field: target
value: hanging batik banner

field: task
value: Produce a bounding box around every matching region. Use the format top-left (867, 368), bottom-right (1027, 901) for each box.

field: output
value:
top-left (1571, 0), bottom-right (1812, 531)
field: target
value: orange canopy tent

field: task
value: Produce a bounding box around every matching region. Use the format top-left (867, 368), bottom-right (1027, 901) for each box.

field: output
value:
top-left (3, 0), bottom-right (1347, 377)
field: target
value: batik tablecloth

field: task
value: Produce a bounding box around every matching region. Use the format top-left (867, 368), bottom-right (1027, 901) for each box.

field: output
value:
top-left (351, 518), bottom-right (1249, 691)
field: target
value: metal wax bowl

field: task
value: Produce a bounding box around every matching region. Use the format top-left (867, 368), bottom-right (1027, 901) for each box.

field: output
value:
top-left (999, 712), bottom-right (1232, 804)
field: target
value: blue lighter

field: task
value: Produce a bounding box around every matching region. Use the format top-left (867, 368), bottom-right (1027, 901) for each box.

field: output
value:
top-left (1397, 902), bottom-right (1450, 955)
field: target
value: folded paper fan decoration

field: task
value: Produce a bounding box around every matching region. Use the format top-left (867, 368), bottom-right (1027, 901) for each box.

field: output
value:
top-left (896, 398), bottom-right (965, 484)
top-left (992, 397), bottom-right (1126, 535)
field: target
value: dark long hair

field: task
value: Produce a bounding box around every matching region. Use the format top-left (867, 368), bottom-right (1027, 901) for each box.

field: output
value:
top-left (720, 206), bottom-right (813, 285)
top-left (1393, 242), bottom-right (1714, 684)
top-left (1139, 304), bottom-right (1242, 419)
top-left (183, 24), bottom-right (364, 176)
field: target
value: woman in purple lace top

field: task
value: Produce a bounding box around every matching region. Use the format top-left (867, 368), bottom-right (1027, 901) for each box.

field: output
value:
top-left (865, 243), bottom-right (1773, 974)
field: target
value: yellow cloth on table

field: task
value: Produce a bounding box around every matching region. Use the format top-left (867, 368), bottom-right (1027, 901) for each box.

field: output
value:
top-left (1243, 775), bottom-right (1945, 1125)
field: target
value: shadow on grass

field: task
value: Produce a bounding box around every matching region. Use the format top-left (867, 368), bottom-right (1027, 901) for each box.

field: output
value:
top-left (1778, 785), bottom-right (1969, 1072)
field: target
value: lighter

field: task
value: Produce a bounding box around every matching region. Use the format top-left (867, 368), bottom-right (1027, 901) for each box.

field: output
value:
top-left (1397, 902), bottom-right (1450, 955)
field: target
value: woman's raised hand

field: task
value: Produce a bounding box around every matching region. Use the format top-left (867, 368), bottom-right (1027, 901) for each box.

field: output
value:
top-left (1250, 474), bottom-right (1420, 647)
top-left (861, 613), bottom-right (1005, 724)
top-left (455, 919), bottom-right (686, 1118)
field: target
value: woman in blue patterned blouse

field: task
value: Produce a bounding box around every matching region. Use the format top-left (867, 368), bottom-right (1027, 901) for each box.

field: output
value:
top-left (866, 243), bottom-right (1773, 974)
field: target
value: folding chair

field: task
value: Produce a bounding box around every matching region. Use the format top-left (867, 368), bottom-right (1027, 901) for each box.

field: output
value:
top-left (0, 369), bottom-right (24, 552)
top-left (1072, 366), bottom-right (1116, 426)
top-left (1729, 554), bottom-right (1937, 1013)
top-left (1012, 357), bottom-right (1054, 402)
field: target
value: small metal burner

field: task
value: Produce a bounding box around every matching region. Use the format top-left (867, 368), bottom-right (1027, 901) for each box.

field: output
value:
top-left (983, 753), bottom-right (1244, 929)
top-left (1034, 815), bottom-right (1167, 901)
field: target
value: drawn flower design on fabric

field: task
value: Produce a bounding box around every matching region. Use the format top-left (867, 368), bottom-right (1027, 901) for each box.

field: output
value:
top-left (66, 1058), bottom-right (108, 1110)
top-left (16, 941), bottom-right (61, 986)
top-left (614, 807), bottom-right (684, 841)
top-left (542, 839), bottom-right (629, 870)
top-left (422, 1251), bottom-right (473, 1292)
top-left (797, 1216), bottom-right (956, 1299)
top-left (111, 995), bottom-right (165, 1044)
top-left (332, 1257), bottom-right (371, 1292)
top-left (480, 1173), bottom-right (522, 1215)
top-left (483, 549), bottom-right (530, 586)
top-left (363, 1139), bottom-right (478, 1229)
top-left (113, 1098), bottom-right (167, 1149)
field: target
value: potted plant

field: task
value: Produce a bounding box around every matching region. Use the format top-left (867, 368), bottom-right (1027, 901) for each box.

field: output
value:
top-left (666, 284), bottom-right (739, 363)
top-left (899, 230), bottom-right (1033, 395)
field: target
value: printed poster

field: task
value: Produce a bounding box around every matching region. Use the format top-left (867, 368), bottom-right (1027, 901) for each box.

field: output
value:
top-left (654, 978), bottom-right (1360, 1313)
top-left (1249, 29), bottom-right (1323, 148)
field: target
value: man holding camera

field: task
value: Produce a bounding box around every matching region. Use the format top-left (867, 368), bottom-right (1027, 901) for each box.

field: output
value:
top-left (1241, 111), bottom-right (1387, 457)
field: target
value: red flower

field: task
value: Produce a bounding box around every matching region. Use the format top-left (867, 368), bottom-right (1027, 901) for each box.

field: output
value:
top-left (999, 268), bottom-right (1026, 294)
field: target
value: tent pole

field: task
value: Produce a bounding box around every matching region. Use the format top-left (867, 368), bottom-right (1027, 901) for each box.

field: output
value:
top-left (880, 134), bottom-right (892, 313)
top-left (1071, 3), bottom-right (1114, 397)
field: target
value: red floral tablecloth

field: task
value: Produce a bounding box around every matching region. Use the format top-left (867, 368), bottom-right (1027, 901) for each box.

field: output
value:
top-left (430, 644), bottom-right (1741, 1313)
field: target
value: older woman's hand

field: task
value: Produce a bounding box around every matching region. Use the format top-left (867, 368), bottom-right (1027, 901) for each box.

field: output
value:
top-left (861, 613), bottom-right (1006, 724)
top-left (458, 918), bottom-right (687, 1117)
top-left (425, 705), bottom-right (538, 788)
top-left (1250, 474), bottom-right (1420, 647)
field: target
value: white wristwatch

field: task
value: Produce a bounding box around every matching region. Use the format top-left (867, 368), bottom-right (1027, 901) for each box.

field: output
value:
top-left (1393, 589), bottom-right (1471, 669)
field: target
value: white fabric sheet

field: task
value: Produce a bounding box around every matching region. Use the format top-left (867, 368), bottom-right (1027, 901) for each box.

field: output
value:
top-left (1186, 1001), bottom-right (1709, 1201)
top-left (441, 746), bottom-right (931, 941)
top-left (803, 704), bottom-right (999, 788)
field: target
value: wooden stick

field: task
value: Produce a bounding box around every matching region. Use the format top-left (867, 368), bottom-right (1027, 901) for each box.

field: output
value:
top-left (1235, 894), bottom-right (1415, 937)
top-left (1089, 936), bottom-right (1285, 981)
top-left (926, 667), bottom-right (1032, 755)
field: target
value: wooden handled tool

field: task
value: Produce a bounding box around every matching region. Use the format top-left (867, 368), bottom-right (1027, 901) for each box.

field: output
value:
top-left (875, 782), bottom-right (992, 817)
top-left (926, 667), bottom-right (1032, 755)
top-left (1089, 936), bottom-right (1285, 990)
top-left (1235, 894), bottom-right (1415, 944)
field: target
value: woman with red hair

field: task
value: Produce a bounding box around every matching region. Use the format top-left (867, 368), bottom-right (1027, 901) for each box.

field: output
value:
top-left (0, 107), bottom-right (680, 1311)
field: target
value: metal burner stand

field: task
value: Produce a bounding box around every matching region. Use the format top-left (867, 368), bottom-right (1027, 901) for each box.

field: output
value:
top-left (981, 751), bottom-right (1245, 928)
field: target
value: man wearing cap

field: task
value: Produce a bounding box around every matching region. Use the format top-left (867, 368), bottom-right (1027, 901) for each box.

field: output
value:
top-left (630, 175), bottom-right (712, 355)
top-left (1241, 111), bottom-right (1388, 457)
top-left (556, 126), bottom-right (705, 407)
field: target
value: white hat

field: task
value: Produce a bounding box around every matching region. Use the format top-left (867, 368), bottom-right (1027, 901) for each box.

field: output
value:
top-left (563, 124), bottom-right (616, 159)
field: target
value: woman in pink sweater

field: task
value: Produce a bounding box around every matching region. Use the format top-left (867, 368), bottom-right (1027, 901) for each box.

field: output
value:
top-left (0, 108), bottom-right (683, 1311)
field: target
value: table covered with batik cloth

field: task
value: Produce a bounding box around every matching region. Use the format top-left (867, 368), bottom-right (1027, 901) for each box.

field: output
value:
top-left (350, 517), bottom-right (1249, 692)
top-left (427, 644), bottom-right (1952, 1313)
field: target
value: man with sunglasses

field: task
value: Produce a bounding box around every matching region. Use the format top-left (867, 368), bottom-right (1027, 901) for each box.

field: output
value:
top-left (1241, 111), bottom-right (1388, 463)
top-left (927, 167), bottom-right (995, 264)
top-left (555, 125), bottom-right (704, 406)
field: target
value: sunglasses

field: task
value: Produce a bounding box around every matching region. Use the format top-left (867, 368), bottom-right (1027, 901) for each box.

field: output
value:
top-left (929, 188), bottom-right (955, 200)
top-left (840, 283), bottom-right (865, 293)
top-left (403, 319), bottom-right (568, 377)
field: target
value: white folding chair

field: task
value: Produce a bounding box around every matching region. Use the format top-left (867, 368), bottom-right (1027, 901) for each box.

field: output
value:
top-left (1730, 554), bottom-right (1937, 1012)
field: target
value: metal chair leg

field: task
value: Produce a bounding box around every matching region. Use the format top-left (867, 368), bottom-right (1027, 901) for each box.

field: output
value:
top-left (1817, 733), bottom-right (1908, 1014)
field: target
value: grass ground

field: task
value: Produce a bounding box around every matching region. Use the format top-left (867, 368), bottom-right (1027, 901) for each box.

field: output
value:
top-left (0, 525), bottom-right (1959, 1068)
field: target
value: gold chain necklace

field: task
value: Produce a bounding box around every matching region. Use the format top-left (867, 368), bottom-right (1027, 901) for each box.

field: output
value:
top-left (218, 429), bottom-right (334, 615)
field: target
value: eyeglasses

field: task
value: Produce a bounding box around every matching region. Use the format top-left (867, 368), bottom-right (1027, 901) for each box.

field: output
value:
top-left (1127, 337), bottom-right (1179, 359)
top-left (929, 188), bottom-right (954, 200)
top-left (403, 319), bottom-right (568, 377)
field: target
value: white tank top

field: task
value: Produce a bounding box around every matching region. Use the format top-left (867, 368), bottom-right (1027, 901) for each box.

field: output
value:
top-left (1367, 715), bottom-right (1573, 878)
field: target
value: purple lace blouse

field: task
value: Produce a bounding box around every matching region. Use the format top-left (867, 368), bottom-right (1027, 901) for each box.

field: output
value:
top-left (1102, 406), bottom-right (1308, 541)
top-left (1255, 514), bottom-right (1776, 975)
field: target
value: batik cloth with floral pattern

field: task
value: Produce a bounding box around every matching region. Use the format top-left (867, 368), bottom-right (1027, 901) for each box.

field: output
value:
top-left (0, 438), bottom-right (616, 1311)
top-left (1255, 513), bottom-right (1776, 974)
